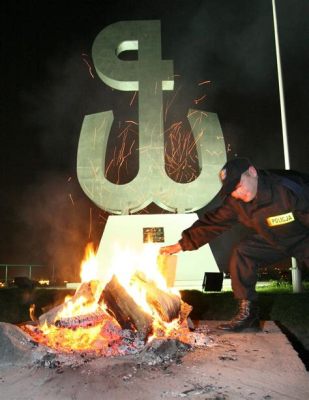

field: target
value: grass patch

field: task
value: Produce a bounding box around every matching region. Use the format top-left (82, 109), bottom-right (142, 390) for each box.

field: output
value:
top-left (256, 281), bottom-right (309, 293)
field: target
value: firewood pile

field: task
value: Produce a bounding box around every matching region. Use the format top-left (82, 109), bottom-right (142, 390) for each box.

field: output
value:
top-left (39, 274), bottom-right (190, 340)
top-left (16, 273), bottom-right (212, 359)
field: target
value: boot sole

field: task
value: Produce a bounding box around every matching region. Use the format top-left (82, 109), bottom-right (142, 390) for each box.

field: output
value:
top-left (217, 321), bottom-right (261, 333)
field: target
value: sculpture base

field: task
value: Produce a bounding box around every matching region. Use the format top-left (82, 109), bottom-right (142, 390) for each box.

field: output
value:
top-left (95, 214), bottom-right (219, 290)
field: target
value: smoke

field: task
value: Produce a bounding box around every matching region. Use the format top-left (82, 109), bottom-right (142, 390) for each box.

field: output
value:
top-left (16, 173), bottom-right (106, 283)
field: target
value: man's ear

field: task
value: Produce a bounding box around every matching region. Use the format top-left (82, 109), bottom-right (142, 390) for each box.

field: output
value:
top-left (248, 166), bottom-right (257, 177)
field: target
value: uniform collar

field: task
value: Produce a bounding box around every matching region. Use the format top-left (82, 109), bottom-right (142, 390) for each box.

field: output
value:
top-left (252, 172), bottom-right (273, 207)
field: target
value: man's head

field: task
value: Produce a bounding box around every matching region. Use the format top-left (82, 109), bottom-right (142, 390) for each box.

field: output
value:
top-left (219, 157), bottom-right (258, 202)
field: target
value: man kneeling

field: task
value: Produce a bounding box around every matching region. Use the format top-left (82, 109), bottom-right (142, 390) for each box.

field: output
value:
top-left (160, 158), bottom-right (309, 332)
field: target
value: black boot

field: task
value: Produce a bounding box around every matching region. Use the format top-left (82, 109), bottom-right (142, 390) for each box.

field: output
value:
top-left (217, 300), bottom-right (260, 332)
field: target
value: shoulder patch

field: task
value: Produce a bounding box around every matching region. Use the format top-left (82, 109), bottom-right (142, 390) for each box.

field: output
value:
top-left (267, 212), bottom-right (295, 227)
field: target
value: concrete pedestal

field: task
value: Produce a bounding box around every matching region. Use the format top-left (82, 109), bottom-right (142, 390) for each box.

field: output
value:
top-left (95, 214), bottom-right (219, 290)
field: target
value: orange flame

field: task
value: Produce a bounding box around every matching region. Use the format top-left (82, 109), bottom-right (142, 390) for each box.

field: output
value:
top-left (34, 242), bottom-right (184, 352)
top-left (80, 242), bottom-right (99, 282)
top-left (109, 242), bottom-right (180, 317)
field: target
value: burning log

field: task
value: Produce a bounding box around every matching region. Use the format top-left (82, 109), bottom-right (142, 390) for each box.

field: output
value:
top-left (39, 280), bottom-right (102, 326)
top-left (39, 303), bottom-right (63, 326)
top-left (101, 275), bottom-right (153, 339)
top-left (38, 272), bottom-right (189, 347)
top-left (54, 308), bottom-right (108, 329)
top-left (73, 280), bottom-right (102, 304)
top-left (132, 274), bottom-right (181, 322)
top-left (179, 301), bottom-right (193, 324)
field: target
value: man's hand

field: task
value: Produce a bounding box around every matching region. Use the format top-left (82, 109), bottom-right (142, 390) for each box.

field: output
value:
top-left (159, 242), bottom-right (182, 255)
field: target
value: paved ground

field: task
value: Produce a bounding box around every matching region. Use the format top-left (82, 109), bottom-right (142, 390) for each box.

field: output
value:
top-left (0, 321), bottom-right (308, 400)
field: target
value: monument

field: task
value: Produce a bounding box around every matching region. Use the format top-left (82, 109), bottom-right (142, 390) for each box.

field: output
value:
top-left (77, 20), bottom-right (227, 289)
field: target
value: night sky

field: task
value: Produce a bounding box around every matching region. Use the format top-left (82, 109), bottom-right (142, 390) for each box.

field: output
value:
top-left (1, 0), bottom-right (308, 281)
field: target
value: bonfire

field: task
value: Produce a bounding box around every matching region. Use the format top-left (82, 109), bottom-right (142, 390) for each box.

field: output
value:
top-left (21, 243), bottom-right (205, 357)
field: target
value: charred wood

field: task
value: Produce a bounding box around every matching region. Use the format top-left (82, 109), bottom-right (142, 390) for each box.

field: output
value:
top-left (179, 301), bottom-right (193, 324)
top-left (38, 280), bottom-right (103, 326)
top-left (54, 308), bottom-right (109, 329)
top-left (100, 275), bottom-right (153, 340)
top-left (73, 280), bottom-right (102, 304)
top-left (132, 274), bottom-right (181, 322)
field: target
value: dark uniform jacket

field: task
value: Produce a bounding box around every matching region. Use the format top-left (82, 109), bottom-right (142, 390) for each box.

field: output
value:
top-left (179, 170), bottom-right (309, 258)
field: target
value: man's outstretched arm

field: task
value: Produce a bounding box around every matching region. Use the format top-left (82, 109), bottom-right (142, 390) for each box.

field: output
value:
top-left (159, 242), bottom-right (182, 255)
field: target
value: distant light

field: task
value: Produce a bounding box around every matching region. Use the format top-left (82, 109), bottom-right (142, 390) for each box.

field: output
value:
top-left (38, 279), bottom-right (50, 286)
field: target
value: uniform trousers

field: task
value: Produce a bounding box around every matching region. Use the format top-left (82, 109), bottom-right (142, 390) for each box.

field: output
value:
top-left (229, 234), bottom-right (309, 300)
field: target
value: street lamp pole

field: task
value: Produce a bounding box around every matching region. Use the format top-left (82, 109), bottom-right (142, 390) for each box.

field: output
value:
top-left (272, 0), bottom-right (302, 292)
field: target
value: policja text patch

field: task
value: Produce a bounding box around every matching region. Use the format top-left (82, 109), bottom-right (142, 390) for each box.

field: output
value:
top-left (266, 212), bottom-right (295, 227)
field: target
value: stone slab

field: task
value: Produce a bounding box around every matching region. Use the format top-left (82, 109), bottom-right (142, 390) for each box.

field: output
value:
top-left (0, 321), bottom-right (308, 399)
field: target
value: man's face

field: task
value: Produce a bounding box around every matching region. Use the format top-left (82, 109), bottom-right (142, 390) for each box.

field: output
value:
top-left (231, 167), bottom-right (258, 202)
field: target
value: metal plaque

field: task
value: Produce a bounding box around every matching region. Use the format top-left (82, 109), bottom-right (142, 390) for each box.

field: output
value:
top-left (143, 227), bottom-right (165, 243)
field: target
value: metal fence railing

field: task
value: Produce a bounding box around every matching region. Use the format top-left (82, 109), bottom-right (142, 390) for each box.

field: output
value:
top-left (0, 264), bottom-right (45, 286)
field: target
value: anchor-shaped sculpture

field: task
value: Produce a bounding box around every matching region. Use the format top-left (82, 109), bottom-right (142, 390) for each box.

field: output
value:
top-left (77, 20), bottom-right (226, 215)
